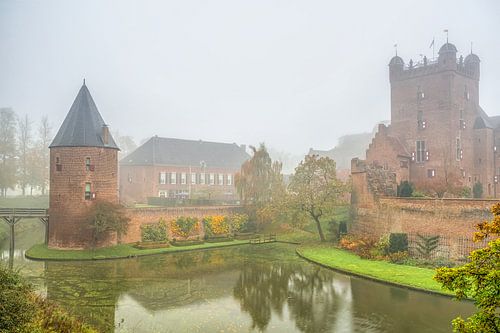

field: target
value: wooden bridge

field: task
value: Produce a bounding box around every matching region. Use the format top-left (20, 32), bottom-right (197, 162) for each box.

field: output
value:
top-left (0, 208), bottom-right (49, 264)
top-left (249, 234), bottom-right (277, 245)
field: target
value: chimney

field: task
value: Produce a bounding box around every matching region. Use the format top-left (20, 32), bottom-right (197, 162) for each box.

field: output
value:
top-left (102, 125), bottom-right (109, 145)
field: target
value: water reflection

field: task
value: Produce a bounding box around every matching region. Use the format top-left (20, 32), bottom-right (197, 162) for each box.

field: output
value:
top-left (2, 240), bottom-right (474, 333)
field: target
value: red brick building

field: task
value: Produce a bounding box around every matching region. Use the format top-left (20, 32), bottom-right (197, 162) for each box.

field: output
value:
top-left (358, 42), bottom-right (500, 197)
top-left (119, 137), bottom-right (249, 204)
top-left (48, 83), bottom-right (120, 248)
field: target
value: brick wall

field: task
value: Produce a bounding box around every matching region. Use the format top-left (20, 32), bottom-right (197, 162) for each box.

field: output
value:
top-left (49, 146), bottom-right (118, 249)
top-left (120, 205), bottom-right (242, 243)
top-left (350, 197), bottom-right (496, 259)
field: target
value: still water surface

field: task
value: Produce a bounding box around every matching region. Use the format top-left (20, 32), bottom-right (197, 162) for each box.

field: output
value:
top-left (1, 225), bottom-right (474, 333)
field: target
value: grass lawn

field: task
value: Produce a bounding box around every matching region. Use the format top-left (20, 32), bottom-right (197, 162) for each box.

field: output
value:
top-left (297, 244), bottom-right (452, 295)
top-left (26, 239), bottom-right (250, 261)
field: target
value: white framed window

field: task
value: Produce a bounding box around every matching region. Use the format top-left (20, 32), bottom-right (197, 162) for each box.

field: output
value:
top-left (209, 173), bottom-right (215, 185)
top-left (200, 173), bottom-right (205, 185)
top-left (416, 140), bottom-right (426, 163)
top-left (227, 174), bottom-right (233, 186)
top-left (218, 173), bottom-right (224, 185)
top-left (171, 172), bottom-right (177, 185)
top-left (159, 172), bottom-right (166, 184)
top-left (159, 190), bottom-right (167, 198)
top-left (191, 172), bottom-right (196, 184)
top-left (181, 172), bottom-right (187, 185)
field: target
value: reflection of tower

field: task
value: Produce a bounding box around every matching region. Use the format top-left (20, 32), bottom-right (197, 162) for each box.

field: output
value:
top-left (48, 82), bottom-right (120, 248)
top-left (43, 261), bottom-right (120, 332)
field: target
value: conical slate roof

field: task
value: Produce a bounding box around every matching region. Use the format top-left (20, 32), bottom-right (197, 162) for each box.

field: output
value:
top-left (50, 83), bottom-right (119, 150)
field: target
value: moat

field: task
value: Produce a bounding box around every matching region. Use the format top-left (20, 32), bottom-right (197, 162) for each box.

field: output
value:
top-left (1, 226), bottom-right (474, 333)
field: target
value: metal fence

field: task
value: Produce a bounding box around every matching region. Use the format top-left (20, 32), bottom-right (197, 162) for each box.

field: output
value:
top-left (406, 232), bottom-right (490, 262)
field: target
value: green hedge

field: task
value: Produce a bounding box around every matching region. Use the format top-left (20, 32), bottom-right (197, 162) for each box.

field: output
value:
top-left (389, 233), bottom-right (408, 253)
top-left (171, 239), bottom-right (205, 247)
top-left (133, 241), bottom-right (170, 249)
top-left (140, 219), bottom-right (168, 242)
top-left (206, 237), bottom-right (234, 243)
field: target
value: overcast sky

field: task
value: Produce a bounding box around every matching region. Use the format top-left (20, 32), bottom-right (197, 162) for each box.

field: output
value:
top-left (1, 0), bottom-right (499, 154)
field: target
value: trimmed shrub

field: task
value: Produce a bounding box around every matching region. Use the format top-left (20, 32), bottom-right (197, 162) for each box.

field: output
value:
top-left (473, 182), bottom-right (483, 198)
top-left (229, 214), bottom-right (249, 233)
top-left (170, 217), bottom-right (199, 238)
top-left (203, 216), bottom-right (230, 237)
top-left (397, 181), bottom-right (414, 197)
top-left (388, 233), bottom-right (408, 253)
top-left (141, 218), bottom-right (168, 242)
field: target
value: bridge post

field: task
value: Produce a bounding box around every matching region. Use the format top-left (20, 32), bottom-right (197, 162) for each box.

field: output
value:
top-left (9, 221), bottom-right (15, 262)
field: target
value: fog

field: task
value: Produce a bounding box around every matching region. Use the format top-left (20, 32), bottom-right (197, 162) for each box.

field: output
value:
top-left (1, 0), bottom-right (499, 155)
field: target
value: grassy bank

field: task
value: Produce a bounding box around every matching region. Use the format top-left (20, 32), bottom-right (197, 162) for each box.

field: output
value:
top-left (26, 239), bottom-right (251, 261)
top-left (297, 244), bottom-right (451, 295)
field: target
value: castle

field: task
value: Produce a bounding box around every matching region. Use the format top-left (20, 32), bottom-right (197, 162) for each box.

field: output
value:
top-left (355, 41), bottom-right (500, 198)
top-left (48, 83), bottom-right (119, 248)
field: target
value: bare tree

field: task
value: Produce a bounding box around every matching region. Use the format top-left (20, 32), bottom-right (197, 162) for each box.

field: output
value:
top-left (17, 114), bottom-right (32, 196)
top-left (0, 108), bottom-right (17, 197)
top-left (36, 116), bottom-right (51, 195)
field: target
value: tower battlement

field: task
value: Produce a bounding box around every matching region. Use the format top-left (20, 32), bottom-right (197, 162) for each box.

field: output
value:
top-left (389, 42), bottom-right (480, 82)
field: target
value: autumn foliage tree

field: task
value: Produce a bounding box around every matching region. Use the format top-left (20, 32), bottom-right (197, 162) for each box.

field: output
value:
top-left (288, 155), bottom-right (349, 242)
top-left (234, 144), bottom-right (285, 228)
top-left (434, 203), bottom-right (500, 332)
top-left (86, 201), bottom-right (130, 248)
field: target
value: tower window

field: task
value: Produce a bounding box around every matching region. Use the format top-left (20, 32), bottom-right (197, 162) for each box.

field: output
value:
top-left (464, 86), bottom-right (470, 100)
top-left (427, 169), bottom-right (436, 178)
top-left (416, 140), bottom-right (426, 163)
top-left (85, 183), bottom-right (92, 200)
top-left (85, 157), bottom-right (94, 171)
top-left (417, 111), bottom-right (426, 129)
top-left (456, 138), bottom-right (463, 161)
top-left (459, 110), bottom-right (466, 129)
top-left (55, 156), bottom-right (62, 171)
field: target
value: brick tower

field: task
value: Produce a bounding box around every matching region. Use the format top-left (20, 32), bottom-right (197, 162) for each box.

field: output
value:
top-left (360, 41), bottom-right (500, 197)
top-left (48, 82), bottom-right (120, 248)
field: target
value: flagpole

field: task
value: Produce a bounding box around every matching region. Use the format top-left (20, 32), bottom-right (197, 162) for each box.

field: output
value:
top-left (432, 37), bottom-right (436, 60)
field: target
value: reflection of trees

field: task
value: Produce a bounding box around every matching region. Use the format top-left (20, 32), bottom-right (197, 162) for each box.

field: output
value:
top-left (233, 263), bottom-right (291, 330)
top-left (233, 262), bottom-right (344, 333)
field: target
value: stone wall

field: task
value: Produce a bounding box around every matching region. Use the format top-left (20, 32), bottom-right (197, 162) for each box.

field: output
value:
top-left (120, 205), bottom-right (242, 243)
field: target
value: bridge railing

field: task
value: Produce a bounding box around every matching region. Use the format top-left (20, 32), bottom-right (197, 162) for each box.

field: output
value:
top-left (0, 208), bottom-right (49, 217)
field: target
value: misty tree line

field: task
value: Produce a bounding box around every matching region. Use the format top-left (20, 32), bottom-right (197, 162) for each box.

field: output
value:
top-left (0, 107), bottom-right (138, 197)
top-left (0, 107), bottom-right (51, 197)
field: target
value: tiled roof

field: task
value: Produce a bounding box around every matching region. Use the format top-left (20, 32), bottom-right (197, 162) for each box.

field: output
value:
top-left (50, 84), bottom-right (119, 149)
top-left (120, 136), bottom-right (250, 169)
